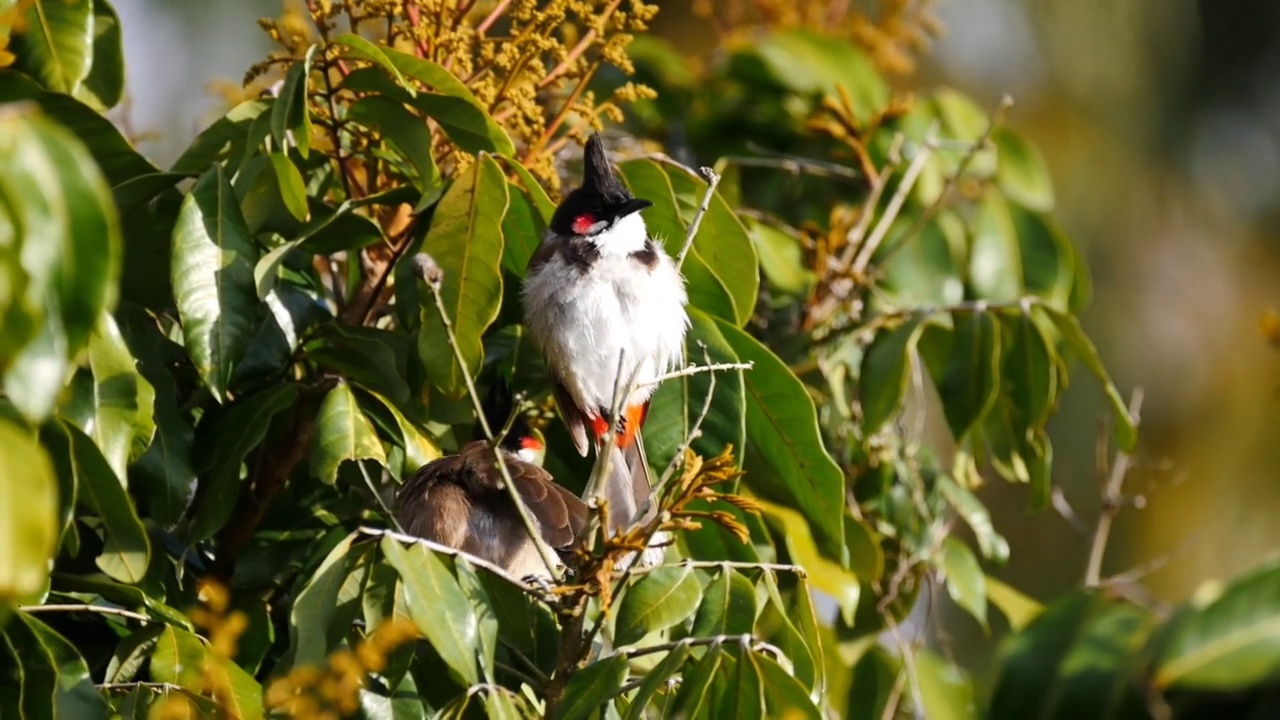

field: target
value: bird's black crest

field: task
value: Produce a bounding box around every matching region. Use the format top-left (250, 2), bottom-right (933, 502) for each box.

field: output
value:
top-left (550, 134), bottom-right (648, 236)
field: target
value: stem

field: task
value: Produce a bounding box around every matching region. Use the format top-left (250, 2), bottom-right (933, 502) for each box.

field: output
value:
top-left (637, 361), bottom-right (753, 390)
top-left (1084, 390), bottom-right (1145, 587)
top-left (838, 133), bottom-right (903, 268)
top-left (358, 527), bottom-right (535, 591)
top-left (475, 0), bottom-right (512, 34)
top-left (851, 124), bottom-right (939, 274)
top-left (628, 560), bottom-right (806, 577)
top-left (20, 604), bottom-right (154, 625)
top-left (536, 0), bottom-right (623, 89)
top-left (675, 167), bottom-right (722, 270)
top-left (418, 265), bottom-right (561, 580)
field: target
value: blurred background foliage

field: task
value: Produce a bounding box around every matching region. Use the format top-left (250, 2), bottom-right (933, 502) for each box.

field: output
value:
top-left (2, 0), bottom-right (1280, 716)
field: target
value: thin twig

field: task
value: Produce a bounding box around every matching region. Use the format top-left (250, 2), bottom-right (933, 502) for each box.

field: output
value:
top-left (675, 167), bottom-right (722, 270)
top-left (1084, 389), bottom-right (1145, 587)
top-left (618, 633), bottom-right (782, 660)
top-left (637, 361), bottom-right (754, 390)
top-left (876, 95), bottom-right (1014, 267)
top-left (357, 526), bottom-right (534, 591)
top-left (721, 154), bottom-right (863, 183)
top-left (839, 133), bottom-right (904, 268)
top-left (416, 262), bottom-right (561, 580)
top-left (495, 661), bottom-right (543, 691)
top-left (851, 124), bottom-right (940, 274)
top-left (358, 461), bottom-right (403, 533)
top-left (628, 560), bottom-right (806, 577)
top-left (654, 347), bottom-right (722, 494)
top-left (20, 603), bottom-right (154, 625)
top-left (1051, 487), bottom-right (1092, 538)
top-left (98, 682), bottom-right (186, 693)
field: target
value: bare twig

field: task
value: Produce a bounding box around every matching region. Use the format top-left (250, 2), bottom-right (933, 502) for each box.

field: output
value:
top-left (637, 360), bottom-right (754, 389)
top-left (851, 124), bottom-right (940, 274)
top-left (20, 603), bottom-right (154, 625)
top-left (1050, 487), bottom-right (1092, 538)
top-left (415, 258), bottom-right (561, 579)
top-left (617, 633), bottom-right (783, 661)
top-left (675, 167), bottom-right (722, 271)
top-left (629, 560), bottom-right (806, 577)
top-left (357, 526), bottom-right (534, 591)
top-left (839, 133), bottom-right (904, 268)
top-left (1084, 389), bottom-right (1145, 587)
top-left (721, 154), bottom-right (863, 183)
top-left (98, 682), bottom-right (186, 693)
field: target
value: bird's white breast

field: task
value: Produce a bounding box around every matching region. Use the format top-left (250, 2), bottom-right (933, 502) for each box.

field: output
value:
top-left (523, 223), bottom-right (689, 416)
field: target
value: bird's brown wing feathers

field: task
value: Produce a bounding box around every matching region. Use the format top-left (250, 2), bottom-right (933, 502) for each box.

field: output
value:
top-left (551, 377), bottom-right (591, 457)
top-left (459, 441), bottom-right (586, 549)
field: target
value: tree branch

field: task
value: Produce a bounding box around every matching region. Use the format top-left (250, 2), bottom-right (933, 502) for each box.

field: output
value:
top-left (675, 167), bottom-right (722, 271)
top-left (1084, 389), bottom-right (1145, 587)
top-left (20, 603), bottom-right (154, 625)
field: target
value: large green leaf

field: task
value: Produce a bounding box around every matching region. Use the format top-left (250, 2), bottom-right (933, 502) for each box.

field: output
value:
top-left (346, 95), bottom-right (443, 210)
top-left (691, 568), bottom-right (757, 638)
top-left (188, 383), bottom-right (298, 541)
top-left (81, 314), bottom-right (156, 480)
top-left (643, 308), bottom-right (746, 475)
top-left (1156, 559), bottom-right (1280, 691)
top-left (1002, 309), bottom-right (1058, 431)
top-left (0, 416), bottom-right (58, 604)
top-left (416, 153), bottom-right (508, 395)
top-left (334, 34), bottom-right (515, 156)
top-left (751, 29), bottom-right (888, 122)
top-left (557, 653), bottom-right (629, 720)
top-left (75, 0), bottom-right (124, 110)
top-left (311, 381), bottom-right (388, 485)
top-left (715, 319), bottom-right (846, 560)
top-left (939, 310), bottom-right (1001, 440)
top-left (758, 499), bottom-right (858, 626)
top-left (994, 128), bottom-right (1054, 212)
top-left (756, 650), bottom-right (823, 719)
top-left (0, 70), bottom-right (160, 184)
top-left (271, 46), bottom-right (315, 157)
top-left (969, 193), bottom-right (1022, 303)
top-left (1035, 304), bottom-right (1136, 451)
top-left (10, 0), bottom-right (93, 95)
top-left (170, 99), bottom-right (270, 176)
top-left (152, 625), bottom-right (264, 720)
top-left (44, 421), bottom-right (150, 583)
top-left (623, 642), bottom-right (691, 720)
top-left (1011, 206), bottom-right (1075, 311)
top-left (171, 166), bottom-right (261, 402)
top-left (4, 612), bottom-right (108, 719)
top-left (915, 649), bottom-right (977, 720)
top-left (380, 536), bottom-right (480, 686)
top-left (940, 537), bottom-right (987, 628)
top-left (859, 315), bottom-right (929, 434)
top-left (615, 565), bottom-right (704, 646)
top-left (744, 217), bottom-right (814, 297)
top-left (0, 101), bottom-right (121, 422)
top-left (284, 535), bottom-right (366, 669)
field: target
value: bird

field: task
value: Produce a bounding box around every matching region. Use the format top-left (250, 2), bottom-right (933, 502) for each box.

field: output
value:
top-left (522, 134), bottom-right (690, 542)
top-left (395, 416), bottom-right (588, 579)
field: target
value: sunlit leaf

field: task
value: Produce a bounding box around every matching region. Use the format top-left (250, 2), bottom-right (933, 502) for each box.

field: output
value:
top-left (557, 653), bottom-right (628, 720)
top-left (311, 381), bottom-right (388, 485)
top-left (758, 499), bottom-right (858, 626)
top-left (938, 476), bottom-right (1009, 563)
top-left (171, 166), bottom-right (261, 402)
top-left (969, 193), bottom-right (1022, 303)
top-left (915, 649), bottom-right (977, 720)
top-left (940, 537), bottom-right (987, 628)
top-left (985, 575), bottom-right (1043, 632)
top-left (271, 46), bottom-right (315, 157)
top-left (756, 650), bottom-right (823, 719)
top-left (82, 314), bottom-right (156, 480)
top-left (753, 29), bottom-right (887, 124)
top-left (0, 416), bottom-right (58, 604)
top-left (380, 536), bottom-right (480, 685)
top-left (994, 128), bottom-right (1054, 212)
top-left (10, 0), bottom-right (93, 95)
top-left (1035, 304), bottom-right (1136, 451)
top-left (417, 153), bottom-right (508, 395)
top-left (268, 152), bottom-right (310, 222)
top-left (691, 568), bottom-right (757, 638)
top-left (939, 310), bottom-right (1001, 439)
top-left (76, 0), bottom-right (125, 110)
top-left (744, 217), bottom-right (815, 296)
top-left (615, 565), bottom-right (703, 646)
top-left (623, 642), bottom-right (690, 720)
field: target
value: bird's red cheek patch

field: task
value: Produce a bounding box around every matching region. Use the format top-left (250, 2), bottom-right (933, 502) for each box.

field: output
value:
top-left (520, 435), bottom-right (545, 452)
top-left (572, 214), bottom-right (595, 235)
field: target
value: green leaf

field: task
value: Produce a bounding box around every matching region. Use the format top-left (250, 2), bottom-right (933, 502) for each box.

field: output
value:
top-left (271, 47), bottom-right (315, 158)
top-left (188, 383), bottom-right (299, 541)
top-left (990, 593), bottom-right (1152, 720)
top-left (615, 564), bottom-right (704, 646)
top-left (969, 193), bottom-right (1022, 303)
top-left (82, 314), bottom-right (156, 480)
top-left (311, 381), bottom-right (388, 484)
top-left (752, 29), bottom-right (888, 123)
top-left (643, 308), bottom-right (746, 477)
top-left (994, 128), bottom-right (1054, 212)
top-left (940, 537), bottom-right (987, 628)
top-left (4, 612), bottom-right (109, 719)
top-left (915, 649), bottom-right (977, 720)
top-left (10, 0), bottom-right (94, 95)
top-left (307, 325), bottom-right (412, 406)
top-left (269, 152), bottom-right (310, 222)
top-left (756, 650), bottom-right (823, 720)
top-left (284, 535), bottom-right (365, 668)
top-left (472, 566), bottom-right (560, 673)
top-left (0, 70), bottom-right (160, 184)
top-left (557, 653), bottom-right (628, 720)
top-left (1156, 559), bottom-right (1280, 691)
top-left (366, 391), bottom-right (442, 476)
top-left (498, 155), bottom-right (555, 223)
top-left (1035, 304), bottom-right (1136, 451)
top-left (744, 218), bottom-right (814, 296)
top-left (716, 319), bottom-right (846, 560)
top-left (75, 0), bottom-right (124, 110)
top-left (672, 647), bottom-right (725, 717)
top-left (758, 573), bottom-right (820, 693)
top-left (335, 35), bottom-right (515, 156)
top-left (1003, 309), bottom-right (1058, 430)
top-left (416, 153), bottom-right (508, 395)
top-left (170, 99), bottom-right (270, 176)
top-left (622, 642), bottom-right (691, 720)
top-left (380, 536), bottom-right (480, 685)
top-left (346, 95), bottom-right (443, 210)
top-left (939, 310), bottom-right (1001, 439)
top-left (500, 180), bottom-right (547, 277)
top-left (712, 645), bottom-right (766, 719)
top-left (938, 476), bottom-right (1009, 563)
top-left (1010, 205), bottom-right (1075, 311)
top-left (860, 315), bottom-right (929, 434)
top-left (985, 575), bottom-right (1043, 632)
top-left (0, 416), bottom-right (58, 603)
top-left (152, 625), bottom-right (264, 719)
top-left (758, 499), bottom-right (859, 627)
top-left (171, 166), bottom-right (261, 402)
top-left (45, 420), bottom-right (150, 583)
top-left (0, 101), bottom-right (122, 422)
top-left (691, 569), bottom-right (757, 638)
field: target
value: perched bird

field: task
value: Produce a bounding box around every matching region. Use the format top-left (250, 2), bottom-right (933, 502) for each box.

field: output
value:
top-left (522, 134), bottom-right (690, 539)
top-left (395, 419), bottom-right (588, 578)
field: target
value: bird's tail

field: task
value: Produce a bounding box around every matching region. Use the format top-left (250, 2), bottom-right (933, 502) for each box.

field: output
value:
top-left (602, 429), bottom-right (667, 565)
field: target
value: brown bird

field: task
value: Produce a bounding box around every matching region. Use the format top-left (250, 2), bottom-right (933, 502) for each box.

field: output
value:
top-left (395, 425), bottom-right (588, 579)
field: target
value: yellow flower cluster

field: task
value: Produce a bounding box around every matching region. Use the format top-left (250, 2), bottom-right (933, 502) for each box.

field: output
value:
top-left (150, 580), bottom-right (250, 720)
top-left (265, 616), bottom-right (420, 718)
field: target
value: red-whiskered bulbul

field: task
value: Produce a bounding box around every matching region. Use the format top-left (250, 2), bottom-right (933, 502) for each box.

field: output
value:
top-left (395, 420), bottom-right (588, 578)
top-left (522, 135), bottom-right (690, 544)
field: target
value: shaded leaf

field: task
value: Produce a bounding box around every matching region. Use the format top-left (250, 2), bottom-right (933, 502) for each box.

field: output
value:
top-left (939, 310), bottom-right (1001, 439)
top-left (171, 166), bottom-right (261, 402)
top-left (860, 315), bottom-right (928, 434)
top-left (756, 650), bottom-right (823, 719)
top-left (75, 0), bottom-right (124, 109)
top-left (347, 95), bottom-right (443, 210)
top-left (995, 128), bottom-right (1054, 212)
top-left (915, 649), bottom-right (977, 720)
top-left (4, 612), bottom-right (108, 719)
top-left (557, 653), bottom-right (628, 720)
top-left (691, 568), bottom-right (757, 638)
top-left (1036, 304), bottom-right (1137, 451)
top-left (284, 534), bottom-right (363, 668)
top-left (623, 642), bottom-right (690, 720)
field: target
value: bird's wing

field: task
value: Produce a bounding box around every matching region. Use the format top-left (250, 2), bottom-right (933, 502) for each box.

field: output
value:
top-left (395, 455), bottom-right (470, 546)
top-left (551, 376), bottom-right (591, 457)
top-left (463, 442), bottom-right (586, 549)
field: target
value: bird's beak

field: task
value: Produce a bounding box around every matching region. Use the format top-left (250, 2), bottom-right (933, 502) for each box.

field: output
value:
top-left (618, 198), bottom-right (653, 218)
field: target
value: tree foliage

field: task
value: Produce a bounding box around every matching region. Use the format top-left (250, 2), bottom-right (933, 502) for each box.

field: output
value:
top-left (1, 1), bottom-right (1277, 718)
